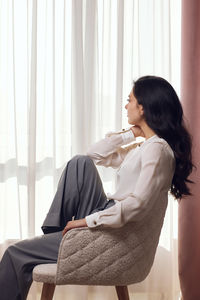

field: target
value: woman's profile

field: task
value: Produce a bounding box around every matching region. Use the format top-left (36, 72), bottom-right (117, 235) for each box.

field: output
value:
top-left (0, 75), bottom-right (194, 300)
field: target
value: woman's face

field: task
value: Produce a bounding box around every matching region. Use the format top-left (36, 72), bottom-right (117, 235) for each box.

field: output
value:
top-left (125, 90), bottom-right (144, 125)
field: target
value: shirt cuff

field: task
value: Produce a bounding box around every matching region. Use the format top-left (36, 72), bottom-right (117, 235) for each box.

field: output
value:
top-left (121, 130), bottom-right (135, 143)
top-left (85, 212), bottom-right (100, 228)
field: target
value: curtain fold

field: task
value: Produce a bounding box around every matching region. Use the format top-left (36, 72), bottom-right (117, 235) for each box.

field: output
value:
top-left (179, 1), bottom-right (200, 299)
top-left (28, 0), bottom-right (37, 237)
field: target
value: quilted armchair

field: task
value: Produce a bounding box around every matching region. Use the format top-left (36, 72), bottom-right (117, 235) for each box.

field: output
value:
top-left (33, 201), bottom-right (166, 300)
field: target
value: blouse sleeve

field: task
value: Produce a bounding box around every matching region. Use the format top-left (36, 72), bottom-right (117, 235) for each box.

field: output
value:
top-left (86, 129), bottom-right (136, 168)
top-left (85, 141), bottom-right (175, 228)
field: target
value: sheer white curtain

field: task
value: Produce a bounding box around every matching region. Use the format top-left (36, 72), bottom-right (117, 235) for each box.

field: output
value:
top-left (0, 0), bottom-right (181, 299)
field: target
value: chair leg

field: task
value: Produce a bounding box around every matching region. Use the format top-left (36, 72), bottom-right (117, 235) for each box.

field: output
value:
top-left (115, 285), bottom-right (130, 300)
top-left (40, 283), bottom-right (56, 300)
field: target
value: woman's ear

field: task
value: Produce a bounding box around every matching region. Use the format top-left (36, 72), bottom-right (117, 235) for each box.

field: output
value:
top-left (139, 104), bottom-right (144, 116)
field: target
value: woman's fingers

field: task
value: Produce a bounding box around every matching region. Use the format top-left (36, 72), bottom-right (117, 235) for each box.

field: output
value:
top-left (131, 126), bottom-right (145, 137)
top-left (62, 219), bottom-right (87, 236)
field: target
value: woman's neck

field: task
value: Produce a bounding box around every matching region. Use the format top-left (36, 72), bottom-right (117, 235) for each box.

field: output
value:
top-left (140, 122), bottom-right (156, 140)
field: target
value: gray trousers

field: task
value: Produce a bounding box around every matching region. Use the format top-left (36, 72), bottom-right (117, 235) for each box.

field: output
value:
top-left (0, 155), bottom-right (115, 300)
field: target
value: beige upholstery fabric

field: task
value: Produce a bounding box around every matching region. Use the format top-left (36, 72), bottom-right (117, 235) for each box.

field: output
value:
top-left (33, 196), bottom-right (167, 286)
top-left (33, 264), bottom-right (56, 284)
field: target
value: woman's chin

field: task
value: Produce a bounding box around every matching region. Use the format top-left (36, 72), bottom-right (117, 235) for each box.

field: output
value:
top-left (127, 119), bottom-right (134, 125)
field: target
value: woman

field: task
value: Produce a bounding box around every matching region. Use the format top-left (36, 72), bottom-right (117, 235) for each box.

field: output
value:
top-left (0, 75), bottom-right (193, 299)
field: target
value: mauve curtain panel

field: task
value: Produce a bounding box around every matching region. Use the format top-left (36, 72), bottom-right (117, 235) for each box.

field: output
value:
top-left (179, 0), bottom-right (200, 299)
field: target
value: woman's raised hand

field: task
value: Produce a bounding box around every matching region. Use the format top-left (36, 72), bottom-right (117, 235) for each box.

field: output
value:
top-left (130, 126), bottom-right (145, 138)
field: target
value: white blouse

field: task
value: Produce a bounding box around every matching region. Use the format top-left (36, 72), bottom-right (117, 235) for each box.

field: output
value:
top-left (85, 129), bottom-right (175, 228)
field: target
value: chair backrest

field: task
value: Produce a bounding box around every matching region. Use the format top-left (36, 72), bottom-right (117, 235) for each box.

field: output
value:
top-left (55, 197), bottom-right (168, 286)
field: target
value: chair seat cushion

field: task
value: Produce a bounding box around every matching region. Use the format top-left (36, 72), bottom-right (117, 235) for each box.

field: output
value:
top-left (33, 263), bottom-right (57, 284)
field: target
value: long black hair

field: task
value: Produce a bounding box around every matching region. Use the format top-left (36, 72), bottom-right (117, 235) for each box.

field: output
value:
top-left (133, 75), bottom-right (194, 200)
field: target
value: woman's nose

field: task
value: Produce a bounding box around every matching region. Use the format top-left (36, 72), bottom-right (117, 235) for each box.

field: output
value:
top-left (125, 103), bottom-right (128, 109)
